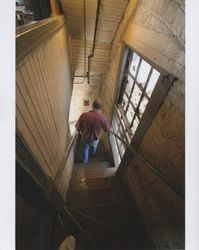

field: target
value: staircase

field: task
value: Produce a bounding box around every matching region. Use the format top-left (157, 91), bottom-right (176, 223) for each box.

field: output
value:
top-left (64, 141), bottom-right (151, 250)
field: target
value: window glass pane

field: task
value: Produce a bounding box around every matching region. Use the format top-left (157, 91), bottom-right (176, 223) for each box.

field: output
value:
top-left (146, 69), bottom-right (160, 97)
top-left (126, 74), bottom-right (134, 95)
top-left (139, 97), bottom-right (148, 117)
top-left (137, 60), bottom-right (151, 87)
top-left (131, 84), bottom-right (142, 108)
top-left (122, 93), bottom-right (128, 111)
top-left (119, 125), bottom-right (123, 135)
top-left (117, 138), bottom-right (121, 147)
top-left (120, 144), bottom-right (125, 157)
top-left (113, 136), bottom-right (121, 163)
top-left (131, 116), bottom-right (139, 134)
top-left (129, 53), bottom-right (140, 77)
top-left (112, 117), bottom-right (117, 132)
top-left (114, 47), bottom-right (165, 156)
top-left (126, 104), bottom-right (135, 124)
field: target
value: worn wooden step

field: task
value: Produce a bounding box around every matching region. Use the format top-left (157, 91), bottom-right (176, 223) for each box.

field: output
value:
top-left (67, 202), bottom-right (133, 231)
top-left (66, 186), bottom-right (127, 206)
top-left (73, 161), bottom-right (114, 170)
top-left (69, 176), bottom-right (121, 189)
top-left (75, 155), bottom-right (113, 164)
top-left (72, 166), bottom-right (116, 179)
top-left (65, 202), bottom-right (152, 250)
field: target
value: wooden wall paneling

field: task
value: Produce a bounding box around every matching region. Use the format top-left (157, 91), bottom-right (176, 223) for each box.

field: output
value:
top-left (53, 29), bottom-right (68, 140)
top-left (16, 83), bottom-right (55, 177)
top-left (16, 17), bottom-right (74, 198)
top-left (35, 49), bottom-right (64, 159)
top-left (26, 52), bottom-right (61, 159)
top-left (17, 61), bottom-right (59, 176)
top-left (16, 16), bottom-right (66, 64)
top-left (16, 82), bottom-right (56, 178)
top-left (47, 28), bottom-right (72, 142)
top-left (29, 52), bottom-right (63, 172)
top-left (40, 41), bottom-right (64, 152)
top-left (45, 36), bottom-right (64, 148)
top-left (32, 48), bottom-right (64, 163)
top-left (61, 27), bottom-right (73, 134)
top-left (16, 108), bottom-right (52, 178)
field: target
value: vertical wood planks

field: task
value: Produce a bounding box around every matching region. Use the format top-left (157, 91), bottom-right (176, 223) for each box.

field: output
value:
top-left (16, 18), bottom-right (73, 198)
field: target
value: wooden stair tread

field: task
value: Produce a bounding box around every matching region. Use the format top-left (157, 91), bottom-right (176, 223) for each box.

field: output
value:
top-left (69, 176), bottom-right (121, 189)
top-left (73, 161), bottom-right (114, 169)
top-left (67, 186), bottom-right (127, 206)
top-left (72, 167), bottom-right (116, 179)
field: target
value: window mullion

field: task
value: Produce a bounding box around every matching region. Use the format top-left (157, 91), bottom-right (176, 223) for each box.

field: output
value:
top-left (117, 111), bottom-right (131, 144)
top-left (130, 68), bottom-right (153, 127)
top-left (116, 105), bottom-right (133, 138)
top-left (125, 58), bottom-right (142, 113)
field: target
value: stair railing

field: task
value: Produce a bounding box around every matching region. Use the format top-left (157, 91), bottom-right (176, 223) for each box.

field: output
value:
top-left (66, 206), bottom-right (121, 235)
top-left (63, 207), bottom-right (98, 250)
top-left (110, 130), bottom-right (185, 199)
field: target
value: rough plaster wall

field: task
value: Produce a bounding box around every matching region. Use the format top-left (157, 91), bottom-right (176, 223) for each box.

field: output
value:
top-left (101, 0), bottom-right (139, 120)
top-left (124, 158), bottom-right (185, 249)
top-left (123, 164), bottom-right (184, 249)
top-left (101, 0), bottom-right (185, 248)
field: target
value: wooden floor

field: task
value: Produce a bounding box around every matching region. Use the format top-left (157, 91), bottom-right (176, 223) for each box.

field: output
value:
top-left (64, 140), bottom-right (152, 250)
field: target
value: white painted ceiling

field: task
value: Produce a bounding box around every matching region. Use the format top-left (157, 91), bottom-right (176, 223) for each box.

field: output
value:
top-left (61, 0), bottom-right (129, 84)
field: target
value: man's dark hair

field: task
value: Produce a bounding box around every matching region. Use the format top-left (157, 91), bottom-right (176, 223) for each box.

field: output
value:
top-left (92, 99), bottom-right (103, 110)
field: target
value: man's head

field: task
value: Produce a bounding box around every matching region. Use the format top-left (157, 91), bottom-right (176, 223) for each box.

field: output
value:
top-left (92, 99), bottom-right (103, 110)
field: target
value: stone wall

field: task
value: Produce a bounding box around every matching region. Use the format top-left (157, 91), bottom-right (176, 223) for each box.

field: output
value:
top-left (101, 0), bottom-right (185, 248)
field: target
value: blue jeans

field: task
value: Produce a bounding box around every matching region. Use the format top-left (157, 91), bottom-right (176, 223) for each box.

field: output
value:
top-left (82, 139), bottom-right (99, 163)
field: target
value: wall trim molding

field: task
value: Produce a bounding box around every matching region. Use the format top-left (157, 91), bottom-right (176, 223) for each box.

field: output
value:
top-left (16, 15), bottom-right (66, 64)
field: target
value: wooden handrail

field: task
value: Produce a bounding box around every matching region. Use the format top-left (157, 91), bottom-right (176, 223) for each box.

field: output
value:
top-left (67, 206), bottom-right (121, 235)
top-left (110, 131), bottom-right (185, 199)
top-left (54, 134), bottom-right (76, 185)
top-left (63, 206), bottom-right (97, 250)
top-left (46, 134), bottom-right (76, 202)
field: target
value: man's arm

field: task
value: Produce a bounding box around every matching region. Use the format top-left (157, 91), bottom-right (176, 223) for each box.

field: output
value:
top-left (102, 117), bottom-right (111, 133)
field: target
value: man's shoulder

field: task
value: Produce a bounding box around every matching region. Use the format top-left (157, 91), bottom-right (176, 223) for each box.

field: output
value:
top-left (80, 111), bottom-right (90, 116)
top-left (98, 112), bottom-right (108, 120)
top-left (79, 111), bottom-right (92, 119)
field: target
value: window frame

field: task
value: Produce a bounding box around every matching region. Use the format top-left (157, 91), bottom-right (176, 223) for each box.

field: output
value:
top-left (110, 44), bottom-right (176, 171)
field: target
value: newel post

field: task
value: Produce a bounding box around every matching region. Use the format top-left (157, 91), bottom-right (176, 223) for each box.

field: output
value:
top-left (50, 0), bottom-right (61, 16)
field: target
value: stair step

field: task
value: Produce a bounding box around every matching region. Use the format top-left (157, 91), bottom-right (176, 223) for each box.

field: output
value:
top-left (75, 155), bottom-right (112, 164)
top-left (72, 166), bottom-right (116, 179)
top-left (67, 203), bottom-right (133, 231)
top-left (66, 209), bottom-right (132, 250)
top-left (73, 161), bottom-right (113, 170)
top-left (65, 202), bottom-right (151, 250)
top-left (66, 186), bottom-right (127, 206)
top-left (69, 176), bottom-right (121, 189)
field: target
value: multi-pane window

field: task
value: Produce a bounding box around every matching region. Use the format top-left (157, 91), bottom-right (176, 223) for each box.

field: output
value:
top-left (111, 47), bottom-right (163, 166)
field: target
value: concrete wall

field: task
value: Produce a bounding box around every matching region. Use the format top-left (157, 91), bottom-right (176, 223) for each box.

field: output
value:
top-left (101, 0), bottom-right (185, 248)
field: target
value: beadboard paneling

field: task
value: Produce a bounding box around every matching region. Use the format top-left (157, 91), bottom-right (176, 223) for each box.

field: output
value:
top-left (16, 17), bottom-right (73, 198)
